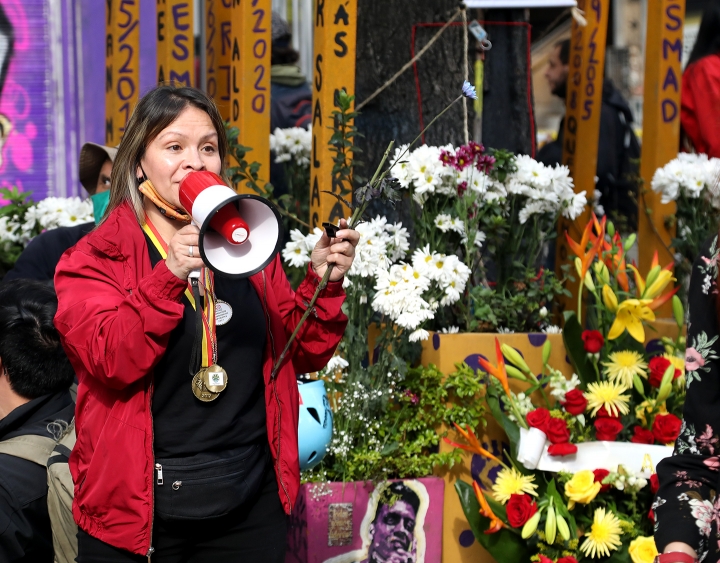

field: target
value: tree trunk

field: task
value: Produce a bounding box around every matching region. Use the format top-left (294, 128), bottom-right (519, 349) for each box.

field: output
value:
top-left (354, 3), bottom-right (533, 219)
top-left (481, 9), bottom-right (534, 156)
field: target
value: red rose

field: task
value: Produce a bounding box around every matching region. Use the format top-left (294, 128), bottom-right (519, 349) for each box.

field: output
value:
top-left (505, 494), bottom-right (538, 527)
top-left (539, 556), bottom-right (553, 563)
top-left (548, 442), bottom-right (577, 456)
top-left (545, 417), bottom-right (571, 444)
top-left (582, 330), bottom-right (604, 354)
top-left (593, 468), bottom-right (612, 492)
top-left (562, 389), bottom-right (588, 416)
top-left (526, 408), bottom-right (551, 433)
top-left (652, 413), bottom-right (682, 444)
top-left (648, 356), bottom-right (681, 388)
top-left (595, 405), bottom-right (619, 419)
top-left (594, 417), bottom-right (624, 441)
top-left (650, 473), bottom-right (660, 494)
top-left (557, 557), bottom-right (579, 563)
top-left (631, 426), bottom-right (655, 444)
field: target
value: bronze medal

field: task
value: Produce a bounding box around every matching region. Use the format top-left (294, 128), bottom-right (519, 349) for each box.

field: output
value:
top-left (192, 369), bottom-right (220, 402)
top-left (203, 364), bottom-right (228, 393)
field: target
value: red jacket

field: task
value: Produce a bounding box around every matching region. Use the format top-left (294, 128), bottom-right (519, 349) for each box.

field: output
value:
top-left (53, 202), bottom-right (347, 556)
top-left (681, 53), bottom-right (720, 158)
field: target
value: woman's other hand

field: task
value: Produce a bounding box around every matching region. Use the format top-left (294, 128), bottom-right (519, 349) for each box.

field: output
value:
top-left (165, 224), bottom-right (205, 280)
top-left (310, 218), bottom-right (360, 282)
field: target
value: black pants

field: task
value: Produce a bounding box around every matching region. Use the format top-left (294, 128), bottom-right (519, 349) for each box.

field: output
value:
top-left (76, 465), bottom-right (287, 563)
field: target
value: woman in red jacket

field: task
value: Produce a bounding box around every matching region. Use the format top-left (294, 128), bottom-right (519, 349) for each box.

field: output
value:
top-left (53, 85), bottom-right (358, 562)
top-left (681, 0), bottom-right (720, 157)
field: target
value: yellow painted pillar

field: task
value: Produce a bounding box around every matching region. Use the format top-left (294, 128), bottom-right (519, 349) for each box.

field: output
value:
top-left (205, 0), bottom-right (233, 121)
top-left (555, 0), bottom-right (609, 316)
top-left (106, 0), bottom-right (140, 145)
top-left (309, 0), bottom-right (357, 229)
top-left (230, 0), bottom-right (272, 192)
top-left (157, 0), bottom-right (195, 87)
top-left (638, 0), bottom-right (683, 287)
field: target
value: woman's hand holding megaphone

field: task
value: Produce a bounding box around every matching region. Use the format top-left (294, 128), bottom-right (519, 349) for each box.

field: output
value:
top-left (310, 218), bottom-right (360, 282)
top-left (166, 224), bottom-right (206, 280)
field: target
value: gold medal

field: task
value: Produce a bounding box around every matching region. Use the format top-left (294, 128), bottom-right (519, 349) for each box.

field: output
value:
top-left (192, 370), bottom-right (220, 402)
top-left (203, 364), bottom-right (228, 394)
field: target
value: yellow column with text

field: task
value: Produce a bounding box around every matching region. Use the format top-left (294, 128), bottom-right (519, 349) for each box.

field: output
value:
top-left (230, 0), bottom-right (271, 192)
top-left (206, 0), bottom-right (233, 121)
top-left (555, 0), bottom-right (609, 317)
top-left (157, 0), bottom-right (195, 87)
top-left (638, 0), bottom-right (683, 282)
top-left (106, 0), bottom-right (140, 145)
top-left (310, 0), bottom-right (357, 229)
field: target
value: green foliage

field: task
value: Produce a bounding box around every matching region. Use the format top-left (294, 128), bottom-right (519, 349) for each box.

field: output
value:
top-left (0, 187), bottom-right (37, 271)
top-left (303, 362), bottom-right (487, 483)
top-left (328, 89), bottom-right (363, 193)
top-left (467, 268), bottom-right (568, 333)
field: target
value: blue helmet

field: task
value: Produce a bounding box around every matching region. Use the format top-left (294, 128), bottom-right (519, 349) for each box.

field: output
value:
top-left (297, 380), bottom-right (333, 471)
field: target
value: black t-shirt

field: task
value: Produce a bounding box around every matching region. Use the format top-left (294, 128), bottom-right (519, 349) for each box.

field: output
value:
top-left (145, 233), bottom-right (267, 458)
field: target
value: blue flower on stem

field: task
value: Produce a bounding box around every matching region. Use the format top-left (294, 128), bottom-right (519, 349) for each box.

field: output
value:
top-left (462, 80), bottom-right (478, 100)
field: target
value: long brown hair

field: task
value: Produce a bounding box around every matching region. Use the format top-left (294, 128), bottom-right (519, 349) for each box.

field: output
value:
top-left (103, 85), bottom-right (228, 225)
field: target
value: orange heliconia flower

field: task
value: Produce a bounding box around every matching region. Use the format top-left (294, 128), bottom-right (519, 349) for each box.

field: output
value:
top-left (444, 423), bottom-right (505, 466)
top-left (477, 338), bottom-right (510, 397)
top-left (473, 480), bottom-right (506, 534)
top-left (566, 214), bottom-right (605, 280)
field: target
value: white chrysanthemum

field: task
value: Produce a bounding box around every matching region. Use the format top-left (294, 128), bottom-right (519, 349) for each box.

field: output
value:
top-left (563, 191), bottom-right (588, 220)
top-left (440, 326), bottom-right (460, 333)
top-left (408, 328), bottom-right (430, 342)
top-left (282, 229), bottom-right (312, 268)
top-left (270, 127), bottom-right (311, 167)
top-left (0, 217), bottom-right (19, 242)
top-left (325, 355), bottom-right (349, 372)
top-left (434, 213), bottom-right (453, 232)
top-left (459, 166), bottom-right (490, 194)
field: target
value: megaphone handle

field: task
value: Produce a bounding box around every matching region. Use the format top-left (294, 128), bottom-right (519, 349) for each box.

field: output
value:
top-left (188, 269), bottom-right (201, 279)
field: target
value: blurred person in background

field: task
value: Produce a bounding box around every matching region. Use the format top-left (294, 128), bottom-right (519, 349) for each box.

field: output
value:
top-left (681, 0), bottom-right (720, 157)
top-left (2, 144), bottom-right (116, 284)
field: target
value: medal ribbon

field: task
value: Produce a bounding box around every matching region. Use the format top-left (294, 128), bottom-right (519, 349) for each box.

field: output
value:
top-left (141, 217), bottom-right (217, 373)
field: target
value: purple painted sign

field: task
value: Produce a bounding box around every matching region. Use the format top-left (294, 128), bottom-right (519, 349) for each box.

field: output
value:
top-left (0, 0), bottom-right (54, 198)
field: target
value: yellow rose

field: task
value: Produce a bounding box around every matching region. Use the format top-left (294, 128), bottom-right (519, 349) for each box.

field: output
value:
top-left (628, 536), bottom-right (658, 563)
top-left (564, 470), bottom-right (602, 509)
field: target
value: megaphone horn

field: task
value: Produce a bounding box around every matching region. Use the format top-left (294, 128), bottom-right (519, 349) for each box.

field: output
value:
top-left (179, 171), bottom-right (284, 279)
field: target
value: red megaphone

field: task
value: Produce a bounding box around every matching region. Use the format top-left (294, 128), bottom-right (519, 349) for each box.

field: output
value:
top-left (179, 171), bottom-right (249, 245)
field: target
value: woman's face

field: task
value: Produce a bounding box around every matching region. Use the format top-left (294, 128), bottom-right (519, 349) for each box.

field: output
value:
top-left (139, 105), bottom-right (222, 209)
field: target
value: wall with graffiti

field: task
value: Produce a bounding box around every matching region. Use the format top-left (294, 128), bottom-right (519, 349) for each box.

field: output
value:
top-left (0, 0), bottom-right (155, 200)
top-left (0, 0), bottom-right (60, 198)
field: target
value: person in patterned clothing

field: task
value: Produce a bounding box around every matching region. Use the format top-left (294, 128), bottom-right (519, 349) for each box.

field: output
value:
top-left (655, 235), bottom-right (720, 563)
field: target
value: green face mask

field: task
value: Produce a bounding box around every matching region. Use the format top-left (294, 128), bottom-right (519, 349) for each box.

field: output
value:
top-left (90, 190), bottom-right (110, 225)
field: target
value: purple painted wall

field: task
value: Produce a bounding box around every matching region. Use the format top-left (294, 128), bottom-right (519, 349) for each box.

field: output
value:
top-left (0, 0), bottom-right (159, 201)
top-left (0, 0), bottom-right (55, 198)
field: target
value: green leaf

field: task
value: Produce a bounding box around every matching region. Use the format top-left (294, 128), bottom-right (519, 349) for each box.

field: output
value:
top-left (455, 481), bottom-right (532, 562)
top-left (486, 388), bottom-right (520, 459)
top-left (562, 313), bottom-right (596, 386)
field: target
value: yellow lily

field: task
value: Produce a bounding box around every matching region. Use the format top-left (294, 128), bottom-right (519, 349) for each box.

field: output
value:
top-left (608, 299), bottom-right (655, 342)
top-left (602, 284), bottom-right (618, 312)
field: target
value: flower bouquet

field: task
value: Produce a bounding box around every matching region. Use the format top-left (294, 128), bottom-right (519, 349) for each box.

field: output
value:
top-left (0, 186), bottom-right (94, 272)
top-left (449, 215), bottom-right (686, 562)
top-left (651, 152), bottom-right (720, 299)
top-left (389, 143), bottom-right (585, 332)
